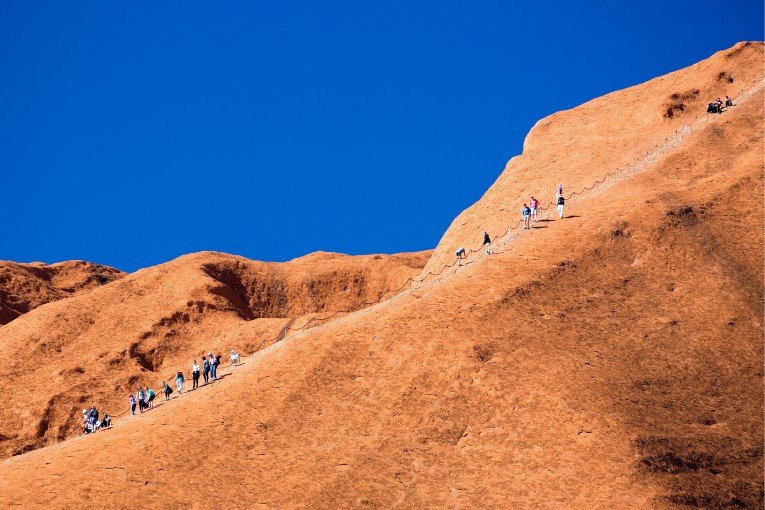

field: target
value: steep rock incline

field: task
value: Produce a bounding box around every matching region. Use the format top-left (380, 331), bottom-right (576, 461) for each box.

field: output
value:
top-left (421, 41), bottom-right (764, 276)
top-left (0, 43), bottom-right (762, 509)
top-left (0, 250), bottom-right (430, 460)
top-left (0, 86), bottom-right (760, 508)
top-left (0, 260), bottom-right (124, 324)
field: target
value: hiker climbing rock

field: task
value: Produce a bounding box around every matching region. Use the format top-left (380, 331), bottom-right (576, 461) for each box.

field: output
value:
top-left (455, 247), bottom-right (466, 266)
top-left (522, 204), bottom-right (531, 229)
top-left (530, 196), bottom-right (540, 222)
top-left (192, 360), bottom-right (200, 390)
top-left (202, 355), bottom-right (210, 384)
top-left (162, 380), bottom-right (173, 401)
top-left (146, 387), bottom-right (156, 409)
top-left (483, 232), bottom-right (491, 255)
top-left (175, 371), bottom-right (185, 394)
top-left (137, 387), bottom-right (146, 413)
top-left (557, 195), bottom-right (565, 219)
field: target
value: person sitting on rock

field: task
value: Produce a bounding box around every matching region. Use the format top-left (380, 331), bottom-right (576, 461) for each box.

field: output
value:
top-left (230, 350), bottom-right (241, 366)
top-left (101, 413), bottom-right (112, 429)
top-left (725, 95), bottom-right (733, 107)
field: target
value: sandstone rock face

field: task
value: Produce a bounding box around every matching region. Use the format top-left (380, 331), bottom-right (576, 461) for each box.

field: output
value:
top-left (0, 250), bottom-right (430, 460)
top-left (421, 41), bottom-right (764, 277)
top-left (0, 260), bottom-right (124, 324)
top-left (0, 42), bottom-right (761, 509)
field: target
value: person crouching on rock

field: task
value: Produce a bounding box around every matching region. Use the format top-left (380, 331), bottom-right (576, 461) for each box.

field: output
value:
top-left (455, 247), bottom-right (466, 266)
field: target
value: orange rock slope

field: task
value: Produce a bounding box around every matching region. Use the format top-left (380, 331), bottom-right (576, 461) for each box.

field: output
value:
top-left (0, 260), bottom-right (123, 324)
top-left (0, 42), bottom-right (762, 509)
top-left (0, 250), bottom-right (430, 459)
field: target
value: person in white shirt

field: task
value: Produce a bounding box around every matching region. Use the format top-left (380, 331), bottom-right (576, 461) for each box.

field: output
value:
top-left (191, 360), bottom-right (200, 390)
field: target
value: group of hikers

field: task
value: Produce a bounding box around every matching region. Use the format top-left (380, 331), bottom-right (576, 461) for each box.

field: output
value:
top-left (125, 351), bottom-right (242, 416)
top-left (707, 95), bottom-right (733, 114)
top-left (458, 183), bottom-right (566, 264)
top-left (129, 386), bottom-right (157, 414)
top-left (81, 404), bottom-right (111, 434)
top-left (83, 350), bottom-right (243, 434)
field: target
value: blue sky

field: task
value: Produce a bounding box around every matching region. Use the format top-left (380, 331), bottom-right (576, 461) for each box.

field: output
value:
top-left (1, 1), bottom-right (762, 271)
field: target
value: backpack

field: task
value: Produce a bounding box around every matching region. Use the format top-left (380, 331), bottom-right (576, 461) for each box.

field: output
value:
top-left (558, 196), bottom-right (565, 205)
top-left (176, 371), bottom-right (184, 380)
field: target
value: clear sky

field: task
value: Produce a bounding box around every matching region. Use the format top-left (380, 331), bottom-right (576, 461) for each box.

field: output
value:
top-left (1, 1), bottom-right (762, 271)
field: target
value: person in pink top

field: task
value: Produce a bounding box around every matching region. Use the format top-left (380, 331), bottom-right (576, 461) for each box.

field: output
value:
top-left (530, 196), bottom-right (540, 222)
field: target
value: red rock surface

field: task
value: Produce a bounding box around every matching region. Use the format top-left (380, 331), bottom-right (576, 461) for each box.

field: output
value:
top-left (0, 260), bottom-right (123, 324)
top-left (0, 42), bottom-right (761, 509)
top-left (0, 250), bottom-right (430, 460)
